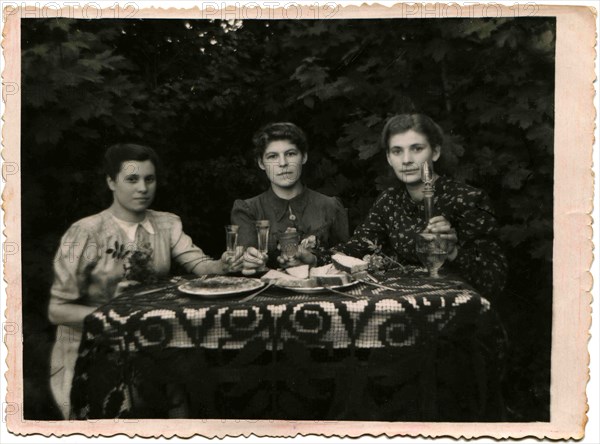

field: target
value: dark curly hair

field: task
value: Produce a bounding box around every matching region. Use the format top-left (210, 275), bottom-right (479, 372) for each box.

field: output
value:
top-left (252, 122), bottom-right (308, 159)
top-left (103, 143), bottom-right (160, 180)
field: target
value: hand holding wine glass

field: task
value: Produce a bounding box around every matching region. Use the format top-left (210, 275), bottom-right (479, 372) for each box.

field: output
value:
top-left (416, 160), bottom-right (457, 277)
top-left (425, 215), bottom-right (458, 259)
top-left (241, 247), bottom-right (268, 275)
top-left (416, 216), bottom-right (458, 277)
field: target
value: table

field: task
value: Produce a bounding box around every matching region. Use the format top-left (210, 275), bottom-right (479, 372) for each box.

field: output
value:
top-left (71, 268), bottom-right (506, 421)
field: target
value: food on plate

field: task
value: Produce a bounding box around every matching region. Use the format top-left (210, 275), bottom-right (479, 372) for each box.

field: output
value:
top-left (261, 260), bottom-right (362, 289)
top-left (308, 263), bottom-right (340, 276)
top-left (179, 276), bottom-right (262, 295)
top-left (285, 264), bottom-right (310, 279)
top-left (315, 274), bottom-right (351, 286)
top-left (351, 270), bottom-right (370, 280)
top-left (309, 263), bottom-right (351, 286)
top-left (331, 254), bottom-right (369, 274)
top-left (261, 269), bottom-right (318, 288)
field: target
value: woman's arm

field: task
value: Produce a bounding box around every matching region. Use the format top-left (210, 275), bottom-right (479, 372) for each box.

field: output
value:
top-left (334, 190), bottom-right (391, 258)
top-left (308, 198), bottom-right (350, 266)
top-left (48, 300), bottom-right (97, 328)
top-left (445, 190), bottom-right (508, 298)
top-left (48, 225), bottom-right (99, 329)
top-left (170, 215), bottom-right (242, 275)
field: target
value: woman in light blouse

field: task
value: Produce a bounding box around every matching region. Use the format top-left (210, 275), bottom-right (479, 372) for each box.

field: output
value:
top-left (48, 143), bottom-right (242, 418)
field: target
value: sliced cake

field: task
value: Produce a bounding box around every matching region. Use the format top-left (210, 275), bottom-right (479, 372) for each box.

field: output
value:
top-left (285, 264), bottom-right (310, 279)
top-left (260, 269), bottom-right (317, 288)
top-left (331, 254), bottom-right (368, 274)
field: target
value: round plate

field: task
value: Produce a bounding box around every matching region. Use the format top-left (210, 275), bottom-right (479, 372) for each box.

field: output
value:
top-left (275, 280), bottom-right (359, 294)
top-left (178, 276), bottom-right (264, 298)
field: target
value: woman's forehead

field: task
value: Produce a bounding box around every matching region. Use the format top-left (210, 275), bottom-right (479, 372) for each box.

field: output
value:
top-left (389, 129), bottom-right (429, 146)
top-left (119, 159), bottom-right (155, 175)
top-left (264, 140), bottom-right (298, 154)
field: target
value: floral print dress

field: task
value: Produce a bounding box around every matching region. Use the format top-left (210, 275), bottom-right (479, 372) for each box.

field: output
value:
top-left (337, 176), bottom-right (508, 298)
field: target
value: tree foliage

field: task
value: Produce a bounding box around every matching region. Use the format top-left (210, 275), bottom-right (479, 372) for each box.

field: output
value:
top-left (21, 17), bottom-right (554, 420)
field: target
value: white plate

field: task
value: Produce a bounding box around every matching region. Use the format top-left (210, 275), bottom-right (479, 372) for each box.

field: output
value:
top-left (275, 280), bottom-right (359, 294)
top-left (178, 276), bottom-right (264, 298)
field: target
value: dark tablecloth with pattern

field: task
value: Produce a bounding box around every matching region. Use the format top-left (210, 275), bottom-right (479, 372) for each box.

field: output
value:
top-left (71, 268), bottom-right (506, 421)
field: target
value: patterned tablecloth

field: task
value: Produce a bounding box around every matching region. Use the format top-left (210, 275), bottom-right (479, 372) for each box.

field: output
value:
top-left (71, 268), bottom-right (506, 421)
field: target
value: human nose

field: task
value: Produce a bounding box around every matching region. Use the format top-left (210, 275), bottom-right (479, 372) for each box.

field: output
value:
top-left (402, 151), bottom-right (414, 165)
top-left (278, 154), bottom-right (288, 167)
top-left (136, 180), bottom-right (148, 193)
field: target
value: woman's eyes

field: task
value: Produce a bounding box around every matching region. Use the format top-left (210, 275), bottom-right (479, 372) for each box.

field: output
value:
top-left (390, 146), bottom-right (425, 154)
top-left (264, 151), bottom-right (299, 161)
top-left (125, 176), bottom-right (155, 183)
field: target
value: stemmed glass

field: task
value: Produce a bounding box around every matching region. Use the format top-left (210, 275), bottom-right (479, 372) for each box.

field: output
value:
top-left (415, 232), bottom-right (451, 278)
top-left (255, 220), bottom-right (270, 271)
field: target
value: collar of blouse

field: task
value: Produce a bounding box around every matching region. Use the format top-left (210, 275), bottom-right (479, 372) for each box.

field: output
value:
top-left (264, 185), bottom-right (311, 221)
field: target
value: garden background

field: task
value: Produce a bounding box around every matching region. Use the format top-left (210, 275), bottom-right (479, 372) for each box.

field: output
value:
top-left (21, 17), bottom-right (555, 420)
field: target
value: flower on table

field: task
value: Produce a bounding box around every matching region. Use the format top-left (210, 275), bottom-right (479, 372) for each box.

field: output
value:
top-left (360, 238), bottom-right (406, 273)
top-left (300, 235), bottom-right (317, 250)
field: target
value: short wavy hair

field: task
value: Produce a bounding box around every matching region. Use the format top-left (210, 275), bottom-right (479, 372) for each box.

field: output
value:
top-left (103, 143), bottom-right (160, 180)
top-left (252, 122), bottom-right (308, 159)
top-left (380, 114), bottom-right (444, 152)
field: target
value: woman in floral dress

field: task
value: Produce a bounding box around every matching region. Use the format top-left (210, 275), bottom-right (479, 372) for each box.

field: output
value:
top-left (48, 143), bottom-right (243, 419)
top-left (337, 114), bottom-right (507, 297)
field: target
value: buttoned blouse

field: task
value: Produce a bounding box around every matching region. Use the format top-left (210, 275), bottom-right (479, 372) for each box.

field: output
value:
top-left (231, 187), bottom-right (349, 267)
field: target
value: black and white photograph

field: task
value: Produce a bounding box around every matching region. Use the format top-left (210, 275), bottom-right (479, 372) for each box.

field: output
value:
top-left (1, 1), bottom-right (596, 440)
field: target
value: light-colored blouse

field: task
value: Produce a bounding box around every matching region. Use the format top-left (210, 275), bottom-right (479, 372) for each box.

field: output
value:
top-left (49, 208), bottom-right (211, 418)
top-left (51, 209), bottom-right (212, 307)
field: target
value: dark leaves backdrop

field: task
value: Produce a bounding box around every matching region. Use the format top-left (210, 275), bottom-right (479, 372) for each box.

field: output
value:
top-left (21, 17), bottom-right (554, 420)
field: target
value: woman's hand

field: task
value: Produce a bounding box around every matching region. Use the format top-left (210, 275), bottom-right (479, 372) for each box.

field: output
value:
top-left (220, 248), bottom-right (244, 274)
top-left (426, 216), bottom-right (459, 260)
top-left (241, 247), bottom-right (267, 275)
top-left (277, 245), bottom-right (317, 269)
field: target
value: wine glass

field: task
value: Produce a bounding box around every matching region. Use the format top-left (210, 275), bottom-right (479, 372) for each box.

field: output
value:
top-left (225, 225), bottom-right (239, 253)
top-left (278, 229), bottom-right (299, 259)
top-left (255, 220), bottom-right (270, 271)
top-left (415, 232), bottom-right (451, 278)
